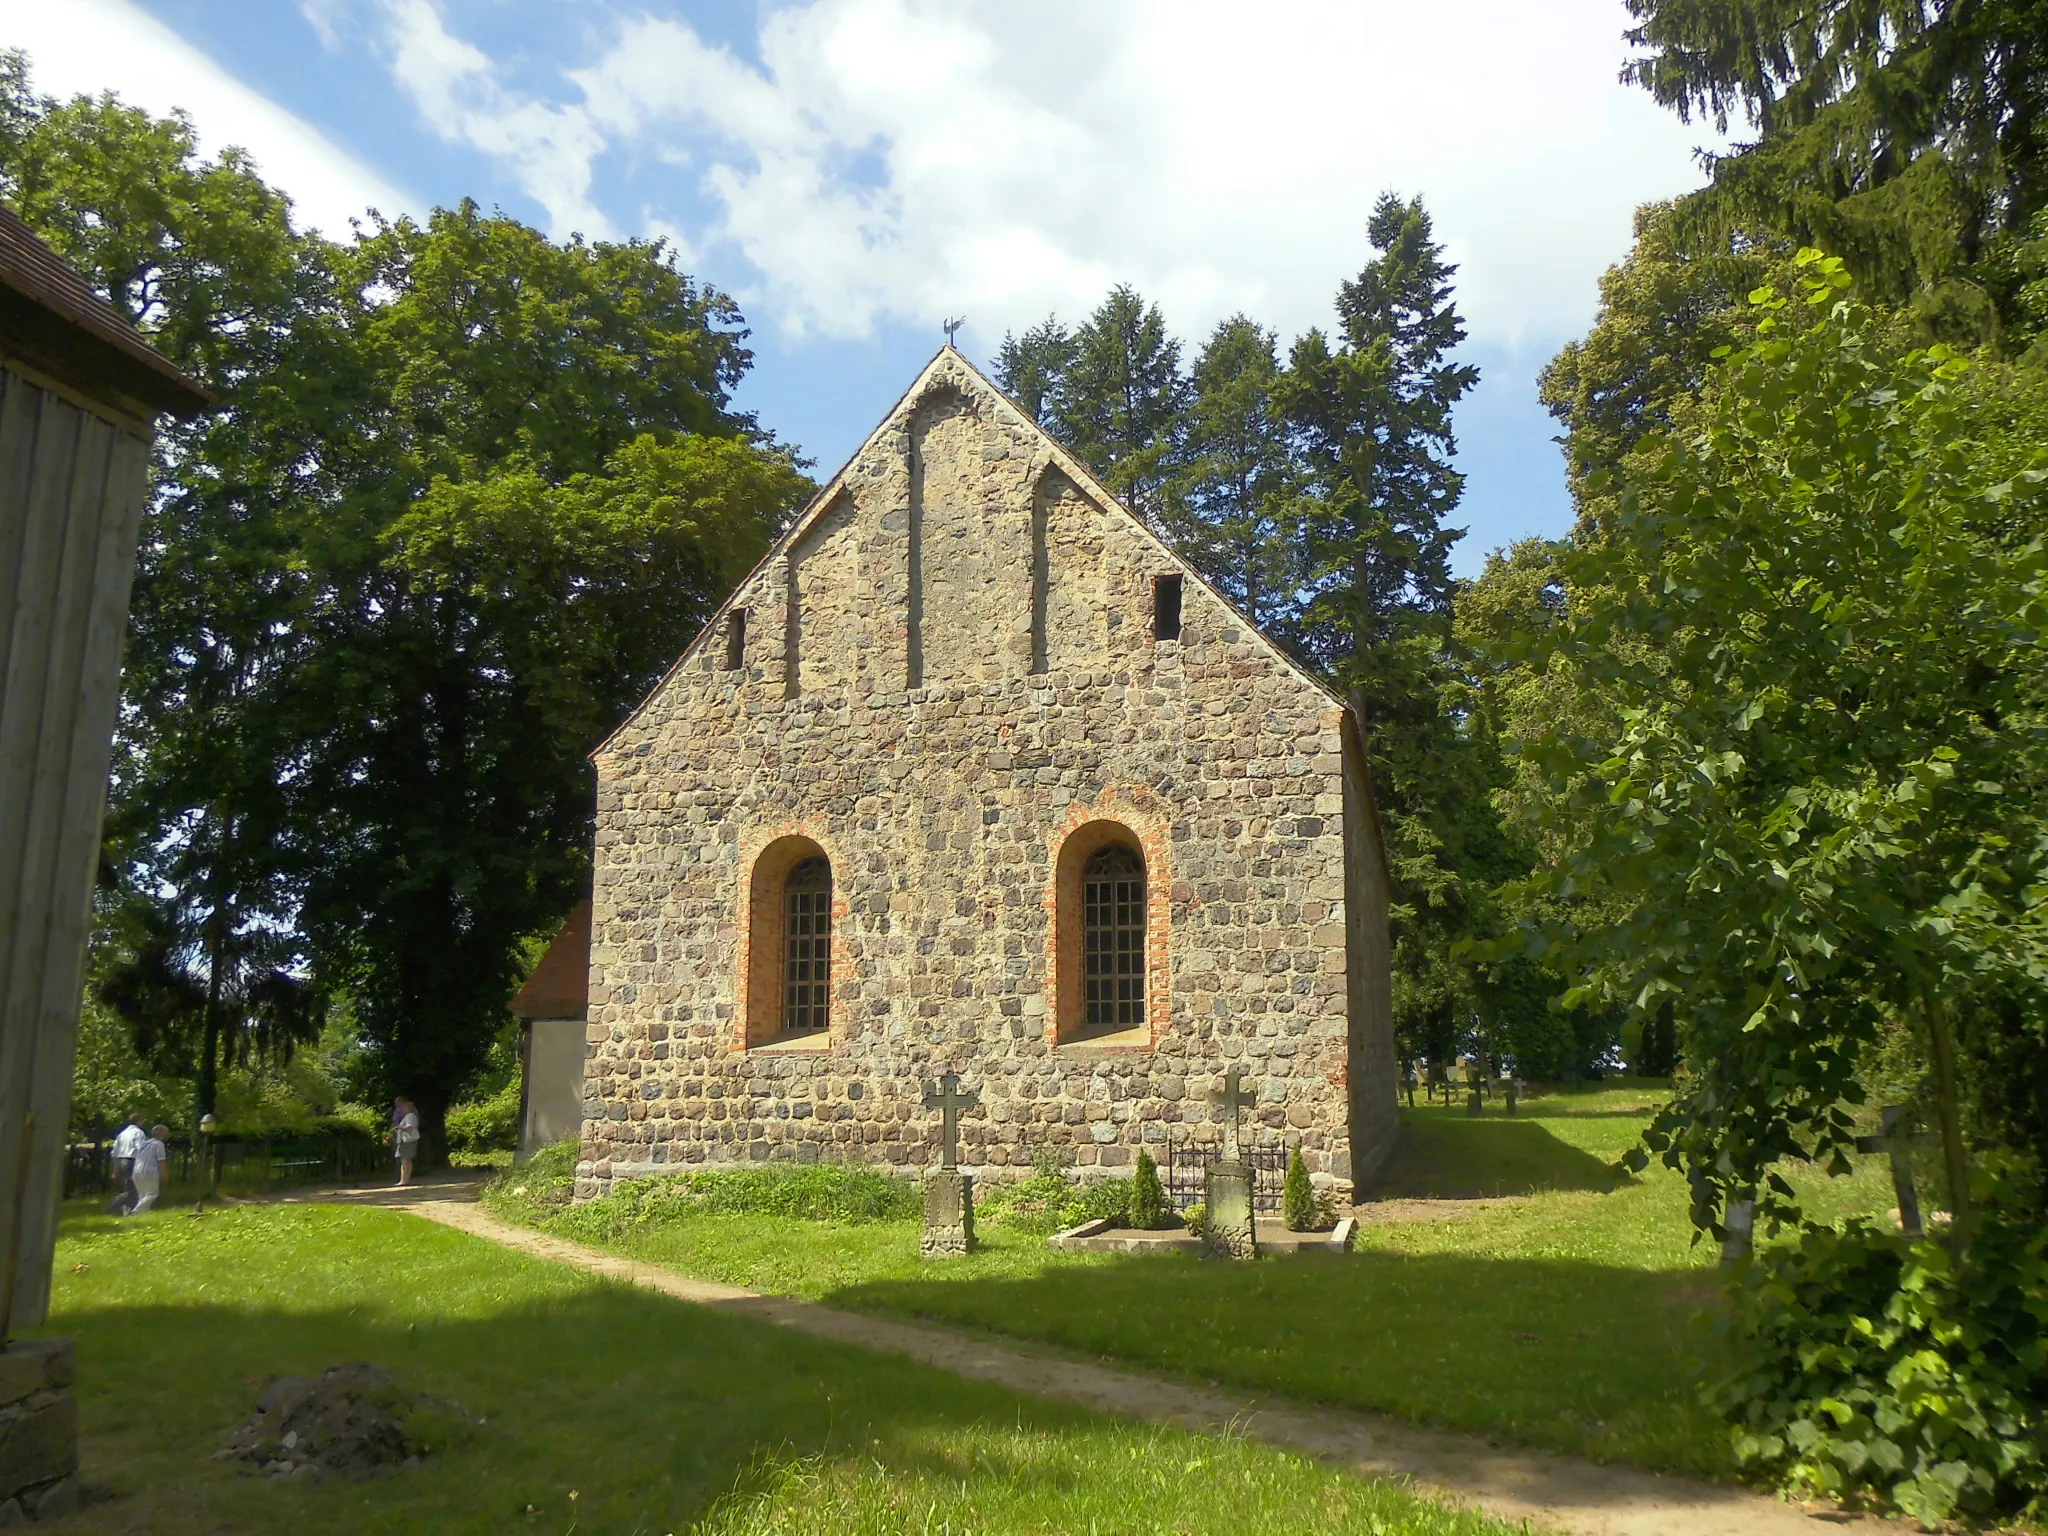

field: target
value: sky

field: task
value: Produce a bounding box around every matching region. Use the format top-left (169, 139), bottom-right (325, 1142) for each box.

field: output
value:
top-left (5, 0), bottom-right (1720, 575)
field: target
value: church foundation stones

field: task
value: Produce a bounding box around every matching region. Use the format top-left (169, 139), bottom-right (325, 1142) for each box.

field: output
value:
top-left (0, 1339), bottom-right (78, 1522)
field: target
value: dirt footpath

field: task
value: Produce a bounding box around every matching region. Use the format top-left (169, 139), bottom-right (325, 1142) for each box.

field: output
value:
top-left (357, 1187), bottom-right (1885, 1536)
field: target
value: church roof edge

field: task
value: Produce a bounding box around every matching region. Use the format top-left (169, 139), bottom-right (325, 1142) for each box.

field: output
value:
top-left (591, 343), bottom-right (1348, 761)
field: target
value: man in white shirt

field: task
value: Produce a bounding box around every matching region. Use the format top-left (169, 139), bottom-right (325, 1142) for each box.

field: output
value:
top-left (128, 1125), bottom-right (169, 1214)
top-left (108, 1115), bottom-right (145, 1216)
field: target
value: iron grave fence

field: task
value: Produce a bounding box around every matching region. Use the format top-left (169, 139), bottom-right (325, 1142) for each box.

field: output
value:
top-left (1166, 1137), bottom-right (1288, 1213)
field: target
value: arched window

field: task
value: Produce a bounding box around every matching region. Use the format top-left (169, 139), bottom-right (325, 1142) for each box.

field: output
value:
top-left (1051, 821), bottom-right (1158, 1046)
top-left (781, 858), bottom-right (831, 1035)
top-left (1083, 845), bottom-right (1146, 1031)
top-left (743, 836), bottom-right (835, 1049)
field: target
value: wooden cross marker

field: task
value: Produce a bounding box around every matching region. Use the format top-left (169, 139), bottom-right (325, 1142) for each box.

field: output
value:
top-left (922, 1072), bottom-right (979, 1170)
top-left (1208, 1067), bottom-right (1254, 1163)
top-left (1857, 1104), bottom-right (1936, 1238)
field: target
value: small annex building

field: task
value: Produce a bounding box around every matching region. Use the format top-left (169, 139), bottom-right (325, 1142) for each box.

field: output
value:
top-left (508, 899), bottom-right (592, 1161)
top-left (576, 346), bottom-right (1397, 1201)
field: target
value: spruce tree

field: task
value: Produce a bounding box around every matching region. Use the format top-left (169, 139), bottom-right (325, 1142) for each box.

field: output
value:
top-left (993, 316), bottom-right (1075, 425)
top-left (1621, 0), bottom-right (2048, 344)
top-left (1178, 316), bottom-right (1304, 634)
top-left (1278, 193), bottom-right (1477, 679)
top-left (1275, 197), bottom-right (1532, 1080)
top-left (1050, 286), bottom-right (1190, 530)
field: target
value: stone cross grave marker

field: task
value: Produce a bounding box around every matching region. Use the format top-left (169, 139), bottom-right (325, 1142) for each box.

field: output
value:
top-left (1202, 1068), bottom-right (1259, 1260)
top-left (1207, 1067), bottom-right (1252, 1162)
top-left (923, 1072), bottom-right (979, 1170)
top-left (1856, 1105), bottom-right (1936, 1238)
top-left (921, 1073), bottom-right (979, 1258)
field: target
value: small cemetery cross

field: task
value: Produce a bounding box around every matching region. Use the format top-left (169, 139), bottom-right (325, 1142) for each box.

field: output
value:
top-left (1856, 1105), bottom-right (1935, 1238)
top-left (1207, 1067), bottom-right (1253, 1163)
top-left (1202, 1068), bottom-right (1260, 1259)
top-left (923, 1072), bottom-right (979, 1170)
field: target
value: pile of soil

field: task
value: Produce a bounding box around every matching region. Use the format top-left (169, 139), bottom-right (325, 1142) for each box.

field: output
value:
top-left (215, 1362), bottom-right (478, 1480)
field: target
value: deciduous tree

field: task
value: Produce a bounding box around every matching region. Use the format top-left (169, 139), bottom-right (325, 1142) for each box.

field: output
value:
top-left (1519, 254), bottom-right (2048, 1235)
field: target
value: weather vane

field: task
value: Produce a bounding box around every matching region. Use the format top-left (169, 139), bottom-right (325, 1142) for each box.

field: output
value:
top-left (943, 315), bottom-right (965, 345)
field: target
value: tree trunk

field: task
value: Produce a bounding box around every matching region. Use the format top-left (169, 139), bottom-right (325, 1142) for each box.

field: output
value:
top-left (195, 886), bottom-right (229, 1124)
top-left (1918, 982), bottom-right (1974, 1241)
top-left (416, 1089), bottom-right (448, 1174)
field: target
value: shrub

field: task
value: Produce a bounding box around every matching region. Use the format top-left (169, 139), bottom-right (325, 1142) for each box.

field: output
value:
top-left (479, 1139), bottom-right (580, 1223)
top-left (1283, 1144), bottom-right (1321, 1231)
top-left (979, 1167), bottom-right (1142, 1233)
top-left (548, 1162), bottom-right (922, 1243)
top-left (1181, 1201), bottom-right (1207, 1238)
top-left (445, 1076), bottom-right (522, 1154)
top-left (1072, 1177), bottom-right (1134, 1228)
top-left (1707, 1184), bottom-right (2048, 1528)
top-left (978, 1172), bottom-right (1084, 1235)
top-left (1131, 1149), bottom-right (1173, 1229)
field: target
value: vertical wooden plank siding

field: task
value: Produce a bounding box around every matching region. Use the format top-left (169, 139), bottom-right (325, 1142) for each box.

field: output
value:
top-left (0, 365), bottom-right (151, 1328)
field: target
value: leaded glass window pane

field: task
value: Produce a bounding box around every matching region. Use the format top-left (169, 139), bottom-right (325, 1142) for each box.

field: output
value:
top-left (782, 858), bottom-right (831, 1035)
top-left (1083, 844), bottom-right (1145, 1030)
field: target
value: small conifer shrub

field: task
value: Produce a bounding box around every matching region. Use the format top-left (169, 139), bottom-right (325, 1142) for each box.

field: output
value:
top-left (1283, 1143), bottom-right (1318, 1231)
top-left (1131, 1148), bottom-right (1172, 1229)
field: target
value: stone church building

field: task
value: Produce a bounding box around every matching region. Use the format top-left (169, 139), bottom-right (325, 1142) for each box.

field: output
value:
top-left (575, 346), bottom-right (1397, 1201)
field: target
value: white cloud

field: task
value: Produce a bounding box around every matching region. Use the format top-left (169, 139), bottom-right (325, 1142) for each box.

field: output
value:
top-left (1, 0), bottom-right (414, 236)
top-left (363, 0), bottom-right (617, 240)
top-left (338, 0), bottom-right (1717, 352)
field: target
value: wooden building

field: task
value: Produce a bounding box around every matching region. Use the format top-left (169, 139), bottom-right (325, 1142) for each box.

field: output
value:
top-left (0, 204), bottom-right (207, 1349)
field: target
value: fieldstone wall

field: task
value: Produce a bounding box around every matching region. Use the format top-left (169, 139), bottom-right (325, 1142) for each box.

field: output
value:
top-left (581, 350), bottom-right (1395, 1201)
top-left (0, 1340), bottom-right (78, 1521)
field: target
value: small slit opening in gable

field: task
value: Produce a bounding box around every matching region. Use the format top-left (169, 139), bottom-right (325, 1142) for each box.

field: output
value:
top-left (1152, 574), bottom-right (1183, 642)
top-left (723, 608), bottom-right (748, 670)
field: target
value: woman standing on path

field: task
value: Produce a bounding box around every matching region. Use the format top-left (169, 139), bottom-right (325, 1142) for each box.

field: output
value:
top-left (128, 1125), bottom-right (168, 1214)
top-left (392, 1097), bottom-right (420, 1187)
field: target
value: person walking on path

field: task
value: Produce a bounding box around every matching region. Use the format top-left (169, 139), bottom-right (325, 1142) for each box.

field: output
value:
top-left (107, 1114), bottom-right (145, 1215)
top-left (127, 1125), bottom-right (169, 1215)
top-left (392, 1098), bottom-right (420, 1187)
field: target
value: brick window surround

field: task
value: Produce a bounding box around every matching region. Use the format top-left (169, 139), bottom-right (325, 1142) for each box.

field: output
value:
top-left (1048, 814), bottom-right (1171, 1048)
top-left (737, 833), bottom-right (840, 1050)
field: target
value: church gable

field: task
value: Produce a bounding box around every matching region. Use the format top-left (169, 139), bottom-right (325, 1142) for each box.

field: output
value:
top-left (599, 347), bottom-right (1334, 756)
top-left (577, 346), bottom-right (1399, 1206)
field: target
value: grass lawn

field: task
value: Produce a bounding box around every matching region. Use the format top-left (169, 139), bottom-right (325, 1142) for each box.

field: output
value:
top-left (36, 1201), bottom-right (1517, 1536)
top-left (488, 1081), bottom-right (1899, 1481)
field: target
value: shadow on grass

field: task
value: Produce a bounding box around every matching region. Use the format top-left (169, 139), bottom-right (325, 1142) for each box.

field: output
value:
top-left (826, 1244), bottom-right (1728, 1479)
top-left (1364, 1110), bottom-right (1629, 1200)
top-left (54, 1209), bottom-right (1392, 1536)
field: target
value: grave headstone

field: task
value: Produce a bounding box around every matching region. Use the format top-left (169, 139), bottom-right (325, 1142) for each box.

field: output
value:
top-left (1202, 1067), bottom-right (1259, 1259)
top-left (1464, 1062), bottom-right (1483, 1117)
top-left (1856, 1105), bottom-right (1935, 1239)
top-left (920, 1073), bottom-right (979, 1257)
top-left (1504, 1077), bottom-right (1519, 1116)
